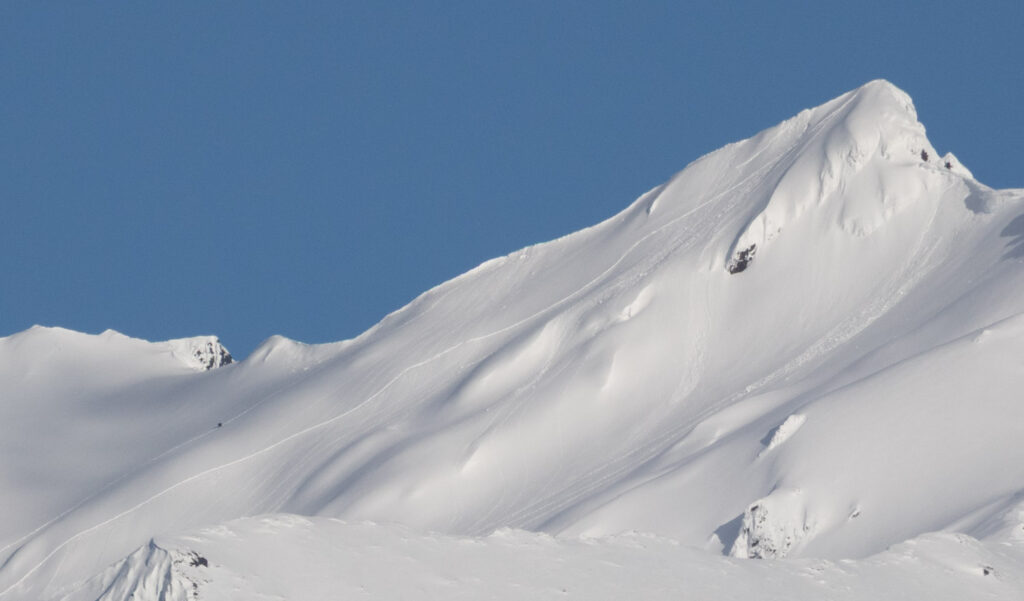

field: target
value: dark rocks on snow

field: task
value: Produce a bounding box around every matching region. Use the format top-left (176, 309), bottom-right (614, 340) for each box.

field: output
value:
top-left (727, 244), bottom-right (757, 274)
top-left (920, 149), bottom-right (929, 162)
top-left (192, 341), bottom-right (233, 371)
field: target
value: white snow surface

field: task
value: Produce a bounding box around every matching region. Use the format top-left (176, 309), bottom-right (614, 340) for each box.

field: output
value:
top-left (60, 515), bottom-right (1024, 601)
top-left (2, 80), bottom-right (1024, 599)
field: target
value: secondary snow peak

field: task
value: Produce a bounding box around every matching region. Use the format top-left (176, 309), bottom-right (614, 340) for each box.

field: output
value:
top-left (166, 336), bottom-right (233, 371)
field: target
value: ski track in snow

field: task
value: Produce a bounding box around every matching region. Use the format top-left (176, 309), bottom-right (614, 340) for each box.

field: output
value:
top-left (0, 143), bottom-right (808, 597)
top-left (526, 196), bottom-right (960, 535)
top-left (486, 98), bottom-right (896, 532)
top-left (6, 82), bottom-right (1021, 598)
top-left (0, 374), bottom-right (311, 562)
top-left (3, 90), bottom-right (890, 594)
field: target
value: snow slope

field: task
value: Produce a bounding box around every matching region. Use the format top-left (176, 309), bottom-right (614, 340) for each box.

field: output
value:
top-left (2, 80), bottom-right (1023, 598)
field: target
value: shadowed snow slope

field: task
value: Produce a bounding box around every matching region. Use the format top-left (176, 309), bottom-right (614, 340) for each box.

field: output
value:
top-left (2, 80), bottom-right (1024, 599)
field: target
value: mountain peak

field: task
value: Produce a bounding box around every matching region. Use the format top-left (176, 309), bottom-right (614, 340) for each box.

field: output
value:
top-left (718, 80), bottom-right (969, 270)
top-left (835, 79), bottom-right (924, 145)
top-left (849, 79), bottom-right (915, 110)
top-left (803, 79), bottom-right (919, 136)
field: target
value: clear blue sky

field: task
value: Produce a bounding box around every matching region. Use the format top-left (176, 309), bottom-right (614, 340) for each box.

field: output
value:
top-left (2, 1), bottom-right (1021, 358)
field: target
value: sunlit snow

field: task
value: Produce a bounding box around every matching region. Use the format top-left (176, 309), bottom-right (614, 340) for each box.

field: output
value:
top-left (2, 80), bottom-right (1023, 600)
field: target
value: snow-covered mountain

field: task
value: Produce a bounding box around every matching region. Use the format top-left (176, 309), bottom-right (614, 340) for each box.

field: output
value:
top-left (2, 80), bottom-right (1023, 600)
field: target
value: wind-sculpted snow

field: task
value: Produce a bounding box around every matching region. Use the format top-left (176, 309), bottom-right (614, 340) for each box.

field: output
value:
top-left (57, 516), bottom-right (1024, 601)
top-left (2, 80), bottom-right (1024, 599)
top-left (70, 540), bottom-right (193, 601)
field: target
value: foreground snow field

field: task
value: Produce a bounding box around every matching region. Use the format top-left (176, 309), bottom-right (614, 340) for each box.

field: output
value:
top-left (2, 80), bottom-right (1023, 599)
top-left (63, 516), bottom-right (1024, 601)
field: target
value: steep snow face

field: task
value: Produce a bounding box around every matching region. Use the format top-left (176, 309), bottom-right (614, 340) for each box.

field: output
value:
top-left (2, 80), bottom-right (1024, 599)
top-left (728, 80), bottom-right (958, 252)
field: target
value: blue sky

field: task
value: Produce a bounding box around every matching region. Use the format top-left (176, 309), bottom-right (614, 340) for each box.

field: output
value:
top-left (2, 1), bottom-right (1021, 358)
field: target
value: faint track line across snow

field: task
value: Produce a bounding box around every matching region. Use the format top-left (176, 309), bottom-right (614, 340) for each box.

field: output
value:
top-left (0, 93), bottom-right (864, 597)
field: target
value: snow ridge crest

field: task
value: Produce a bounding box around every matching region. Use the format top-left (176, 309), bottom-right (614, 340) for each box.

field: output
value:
top-left (726, 80), bottom-right (967, 270)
